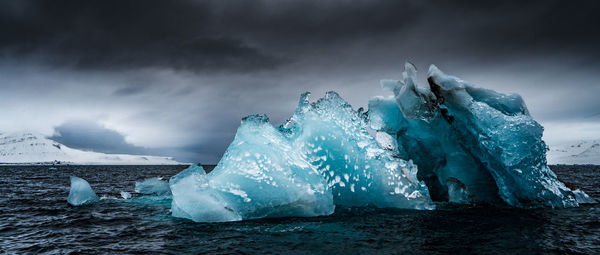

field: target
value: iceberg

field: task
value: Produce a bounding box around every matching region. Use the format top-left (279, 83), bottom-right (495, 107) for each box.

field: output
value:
top-left (135, 177), bottom-right (171, 196)
top-left (67, 176), bottom-right (99, 206)
top-left (166, 62), bottom-right (588, 222)
top-left (369, 62), bottom-right (586, 208)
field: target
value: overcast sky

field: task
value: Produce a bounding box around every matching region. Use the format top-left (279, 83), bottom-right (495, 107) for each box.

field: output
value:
top-left (1, 0), bottom-right (599, 163)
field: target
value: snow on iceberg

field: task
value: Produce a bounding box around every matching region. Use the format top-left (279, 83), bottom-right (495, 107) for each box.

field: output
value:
top-left (369, 62), bottom-right (586, 208)
top-left (135, 177), bottom-right (171, 196)
top-left (67, 176), bottom-right (99, 206)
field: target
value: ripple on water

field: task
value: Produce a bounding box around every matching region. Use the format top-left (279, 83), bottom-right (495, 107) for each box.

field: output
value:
top-left (0, 165), bottom-right (598, 254)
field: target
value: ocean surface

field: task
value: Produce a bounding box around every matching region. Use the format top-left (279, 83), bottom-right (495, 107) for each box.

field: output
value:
top-left (0, 165), bottom-right (598, 254)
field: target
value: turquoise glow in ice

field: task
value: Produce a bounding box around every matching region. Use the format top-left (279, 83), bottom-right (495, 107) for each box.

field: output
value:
top-left (170, 94), bottom-right (433, 222)
top-left (280, 92), bottom-right (433, 209)
top-left (169, 117), bottom-right (335, 222)
top-left (168, 63), bottom-right (589, 223)
top-left (369, 62), bottom-right (585, 208)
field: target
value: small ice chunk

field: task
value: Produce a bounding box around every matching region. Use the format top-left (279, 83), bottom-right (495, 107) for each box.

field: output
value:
top-left (573, 189), bottom-right (596, 204)
top-left (120, 191), bottom-right (132, 199)
top-left (135, 177), bottom-right (171, 196)
top-left (446, 178), bottom-right (470, 204)
top-left (67, 176), bottom-right (99, 206)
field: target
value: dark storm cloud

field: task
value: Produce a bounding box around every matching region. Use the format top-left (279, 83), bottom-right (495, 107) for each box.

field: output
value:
top-left (0, 0), bottom-right (423, 72)
top-left (49, 120), bottom-right (151, 155)
top-left (1, 0), bottom-right (599, 71)
top-left (0, 0), bottom-right (282, 71)
top-left (48, 120), bottom-right (209, 162)
top-left (1, 0), bottom-right (599, 163)
top-left (421, 1), bottom-right (600, 59)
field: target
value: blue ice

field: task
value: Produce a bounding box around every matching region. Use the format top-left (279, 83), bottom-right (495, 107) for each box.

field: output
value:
top-left (170, 95), bottom-right (433, 222)
top-left (67, 176), bottom-right (99, 206)
top-left (170, 117), bottom-right (336, 222)
top-left (280, 92), bottom-right (433, 209)
top-left (369, 62), bottom-right (587, 208)
top-left (168, 62), bottom-right (589, 222)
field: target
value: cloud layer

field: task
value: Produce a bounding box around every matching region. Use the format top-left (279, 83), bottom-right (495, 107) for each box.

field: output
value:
top-left (1, 0), bottom-right (599, 163)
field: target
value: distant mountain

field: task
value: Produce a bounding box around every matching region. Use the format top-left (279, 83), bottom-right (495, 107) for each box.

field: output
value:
top-left (547, 140), bottom-right (600, 165)
top-left (0, 132), bottom-right (183, 165)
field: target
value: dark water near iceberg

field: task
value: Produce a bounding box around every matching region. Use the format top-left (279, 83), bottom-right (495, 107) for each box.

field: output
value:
top-left (0, 165), bottom-right (598, 254)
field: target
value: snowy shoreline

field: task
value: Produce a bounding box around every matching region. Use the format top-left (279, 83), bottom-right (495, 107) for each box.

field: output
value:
top-left (0, 132), bottom-right (185, 165)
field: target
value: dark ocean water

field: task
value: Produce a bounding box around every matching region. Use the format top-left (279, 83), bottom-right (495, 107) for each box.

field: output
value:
top-left (0, 165), bottom-right (598, 254)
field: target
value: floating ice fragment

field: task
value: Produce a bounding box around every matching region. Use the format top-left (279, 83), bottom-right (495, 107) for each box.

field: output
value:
top-left (446, 178), bottom-right (470, 204)
top-left (573, 189), bottom-right (596, 204)
top-left (120, 191), bottom-right (132, 199)
top-left (67, 176), bottom-right (99, 206)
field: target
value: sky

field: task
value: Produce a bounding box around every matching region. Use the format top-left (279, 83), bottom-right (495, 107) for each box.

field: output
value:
top-left (1, 0), bottom-right (599, 163)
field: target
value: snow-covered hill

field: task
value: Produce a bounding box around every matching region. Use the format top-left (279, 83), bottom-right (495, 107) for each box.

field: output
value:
top-left (547, 140), bottom-right (600, 165)
top-left (0, 132), bottom-right (183, 165)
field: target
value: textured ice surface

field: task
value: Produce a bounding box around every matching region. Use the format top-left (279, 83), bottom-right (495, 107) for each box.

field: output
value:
top-left (135, 178), bottom-right (171, 196)
top-left (170, 163), bottom-right (243, 222)
top-left (170, 94), bottom-right (433, 222)
top-left (280, 92), bottom-right (433, 209)
top-left (370, 62), bottom-right (586, 208)
top-left (67, 176), bottom-right (99, 206)
top-left (169, 63), bottom-right (586, 222)
top-left (170, 117), bottom-right (335, 222)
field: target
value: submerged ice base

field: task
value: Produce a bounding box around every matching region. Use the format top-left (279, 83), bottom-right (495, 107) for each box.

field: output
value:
top-left (67, 176), bottom-right (99, 206)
